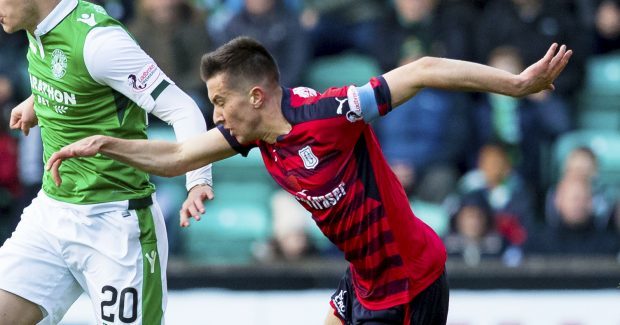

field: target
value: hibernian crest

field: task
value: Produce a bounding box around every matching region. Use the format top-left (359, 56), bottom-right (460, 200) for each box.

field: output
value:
top-left (298, 145), bottom-right (319, 170)
top-left (51, 49), bottom-right (67, 79)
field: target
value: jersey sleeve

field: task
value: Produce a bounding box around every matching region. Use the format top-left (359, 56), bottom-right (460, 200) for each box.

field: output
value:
top-left (349, 76), bottom-right (393, 123)
top-left (216, 125), bottom-right (257, 157)
top-left (83, 26), bottom-right (173, 112)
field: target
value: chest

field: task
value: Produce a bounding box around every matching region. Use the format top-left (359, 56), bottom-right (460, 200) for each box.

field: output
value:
top-left (261, 127), bottom-right (357, 193)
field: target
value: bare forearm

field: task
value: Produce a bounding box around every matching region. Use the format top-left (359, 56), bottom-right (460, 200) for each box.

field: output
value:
top-left (98, 135), bottom-right (187, 177)
top-left (97, 129), bottom-right (236, 177)
top-left (415, 57), bottom-right (523, 95)
top-left (384, 57), bottom-right (525, 107)
top-left (386, 43), bottom-right (573, 109)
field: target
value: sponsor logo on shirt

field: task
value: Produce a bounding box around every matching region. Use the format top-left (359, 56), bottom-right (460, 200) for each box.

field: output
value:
top-left (127, 63), bottom-right (161, 93)
top-left (345, 86), bottom-right (363, 123)
top-left (30, 74), bottom-right (77, 115)
top-left (77, 13), bottom-right (97, 27)
top-left (332, 290), bottom-right (347, 318)
top-left (295, 182), bottom-right (346, 210)
top-left (335, 97), bottom-right (347, 114)
top-left (298, 145), bottom-right (319, 169)
top-left (144, 250), bottom-right (158, 274)
top-left (292, 87), bottom-right (318, 98)
top-left (51, 49), bottom-right (67, 79)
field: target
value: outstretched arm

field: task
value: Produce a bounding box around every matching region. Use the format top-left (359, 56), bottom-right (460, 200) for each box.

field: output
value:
top-left (384, 43), bottom-right (572, 107)
top-left (46, 128), bottom-right (238, 226)
top-left (46, 128), bottom-right (236, 186)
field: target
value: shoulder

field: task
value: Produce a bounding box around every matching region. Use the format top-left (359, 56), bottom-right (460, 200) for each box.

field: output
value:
top-left (283, 86), bottom-right (358, 124)
top-left (72, 1), bottom-right (123, 32)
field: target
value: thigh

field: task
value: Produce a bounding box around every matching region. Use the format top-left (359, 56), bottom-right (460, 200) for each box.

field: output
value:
top-left (408, 271), bottom-right (450, 325)
top-left (329, 268), bottom-right (404, 325)
top-left (0, 200), bottom-right (83, 324)
top-left (67, 203), bottom-right (168, 325)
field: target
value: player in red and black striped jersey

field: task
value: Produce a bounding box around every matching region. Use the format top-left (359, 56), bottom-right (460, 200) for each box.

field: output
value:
top-left (47, 37), bottom-right (572, 324)
top-left (218, 76), bottom-right (447, 314)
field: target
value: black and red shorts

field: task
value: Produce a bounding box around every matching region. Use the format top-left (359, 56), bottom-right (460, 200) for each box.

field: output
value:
top-left (329, 269), bottom-right (449, 325)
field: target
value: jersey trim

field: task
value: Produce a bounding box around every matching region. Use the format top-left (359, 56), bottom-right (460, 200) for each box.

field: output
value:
top-left (282, 87), bottom-right (348, 124)
top-left (33, 0), bottom-right (78, 36)
top-left (150, 80), bottom-right (170, 101)
top-left (216, 124), bottom-right (253, 156)
top-left (113, 90), bottom-right (130, 125)
top-left (137, 207), bottom-right (164, 325)
top-left (358, 76), bottom-right (393, 123)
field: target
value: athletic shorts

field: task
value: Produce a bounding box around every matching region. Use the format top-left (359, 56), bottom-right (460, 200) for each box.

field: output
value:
top-left (329, 268), bottom-right (449, 325)
top-left (0, 192), bottom-right (168, 324)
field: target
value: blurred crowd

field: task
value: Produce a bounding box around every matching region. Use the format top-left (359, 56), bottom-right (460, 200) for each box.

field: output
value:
top-left (1, 0), bottom-right (620, 266)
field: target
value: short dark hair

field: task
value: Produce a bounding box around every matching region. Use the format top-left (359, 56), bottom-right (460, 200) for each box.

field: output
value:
top-left (200, 36), bottom-right (280, 90)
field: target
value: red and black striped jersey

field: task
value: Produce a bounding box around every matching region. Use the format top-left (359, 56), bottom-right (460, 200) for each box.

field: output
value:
top-left (218, 76), bottom-right (446, 310)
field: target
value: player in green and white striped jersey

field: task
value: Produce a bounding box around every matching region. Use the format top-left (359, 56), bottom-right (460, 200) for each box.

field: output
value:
top-left (0, 0), bottom-right (213, 323)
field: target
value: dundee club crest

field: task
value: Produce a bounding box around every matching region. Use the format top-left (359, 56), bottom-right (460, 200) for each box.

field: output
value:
top-left (298, 145), bottom-right (319, 169)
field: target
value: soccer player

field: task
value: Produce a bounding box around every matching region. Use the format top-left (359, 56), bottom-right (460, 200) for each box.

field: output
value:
top-left (0, 0), bottom-right (213, 324)
top-left (47, 37), bottom-right (572, 324)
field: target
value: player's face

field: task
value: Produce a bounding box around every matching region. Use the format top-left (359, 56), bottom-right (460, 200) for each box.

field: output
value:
top-left (207, 73), bottom-right (261, 144)
top-left (0, 0), bottom-right (38, 33)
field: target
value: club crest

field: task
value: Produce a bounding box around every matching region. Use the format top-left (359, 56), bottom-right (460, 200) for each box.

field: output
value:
top-left (298, 145), bottom-right (319, 170)
top-left (51, 49), bottom-right (67, 79)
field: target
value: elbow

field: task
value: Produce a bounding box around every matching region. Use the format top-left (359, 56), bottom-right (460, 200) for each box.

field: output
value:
top-left (161, 147), bottom-right (193, 177)
top-left (410, 56), bottom-right (442, 88)
top-left (162, 159), bottom-right (191, 178)
top-left (159, 168), bottom-right (184, 178)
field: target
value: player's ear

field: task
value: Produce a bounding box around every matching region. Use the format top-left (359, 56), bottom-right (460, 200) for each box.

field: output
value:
top-left (249, 87), bottom-right (264, 108)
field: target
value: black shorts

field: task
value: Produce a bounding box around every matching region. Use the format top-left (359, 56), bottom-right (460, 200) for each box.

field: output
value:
top-left (329, 268), bottom-right (449, 325)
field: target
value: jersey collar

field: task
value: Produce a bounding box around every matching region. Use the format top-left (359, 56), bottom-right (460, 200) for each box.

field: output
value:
top-left (33, 0), bottom-right (78, 36)
top-left (276, 87), bottom-right (293, 143)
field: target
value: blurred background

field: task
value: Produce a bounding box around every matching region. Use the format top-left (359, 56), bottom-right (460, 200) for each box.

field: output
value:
top-left (1, 0), bottom-right (620, 323)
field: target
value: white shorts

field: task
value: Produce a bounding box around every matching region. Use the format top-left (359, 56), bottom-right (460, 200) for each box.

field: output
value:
top-left (0, 192), bottom-right (168, 324)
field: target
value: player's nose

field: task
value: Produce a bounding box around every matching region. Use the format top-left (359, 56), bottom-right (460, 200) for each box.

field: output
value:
top-left (212, 109), bottom-right (223, 125)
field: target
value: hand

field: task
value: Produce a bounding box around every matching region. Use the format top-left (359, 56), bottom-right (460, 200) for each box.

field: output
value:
top-left (516, 43), bottom-right (573, 96)
top-left (179, 184), bottom-right (214, 228)
top-left (9, 95), bottom-right (38, 136)
top-left (45, 135), bottom-right (104, 186)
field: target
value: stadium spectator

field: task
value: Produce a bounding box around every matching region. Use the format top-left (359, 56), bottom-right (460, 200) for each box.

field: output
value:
top-left (457, 142), bottom-right (534, 245)
top-left (0, 0), bottom-right (213, 323)
top-left (299, 0), bottom-right (390, 68)
top-left (593, 0), bottom-right (620, 54)
top-left (129, 0), bottom-right (213, 121)
top-left (444, 192), bottom-right (506, 266)
top-left (215, 0), bottom-right (309, 87)
top-left (475, 0), bottom-right (588, 97)
top-left (0, 29), bottom-right (29, 245)
top-left (471, 46), bottom-right (571, 194)
top-left (264, 190), bottom-right (319, 261)
top-left (0, 101), bottom-right (20, 244)
top-left (376, 41), bottom-right (469, 203)
top-left (382, 0), bottom-right (478, 70)
top-left (545, 147), bottom-right (617, 230)
top-left (527, 176), bottom-right (619, 255)
top-left (47, 37), bottom-right (572, 324)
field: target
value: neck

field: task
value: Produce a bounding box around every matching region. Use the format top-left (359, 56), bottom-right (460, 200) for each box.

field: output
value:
top-left (26, 0), bottom-right (61, 33)
top-left (260, 87), bottom-right (290, 144)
